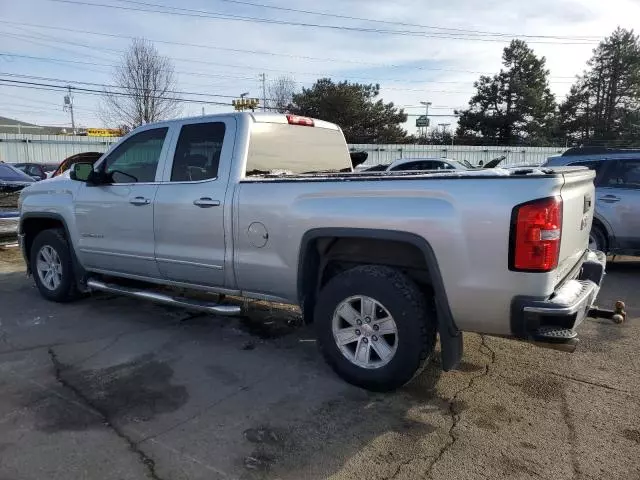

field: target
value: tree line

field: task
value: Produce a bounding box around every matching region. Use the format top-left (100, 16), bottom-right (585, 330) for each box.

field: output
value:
top-left (284, 27), bottom-right (640, 146)
top-left (103, 28), bottom-right (640, 147)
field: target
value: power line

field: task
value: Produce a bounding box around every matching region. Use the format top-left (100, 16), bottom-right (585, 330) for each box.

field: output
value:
top-left (0, 20), bottom-right (582, 79)
top-left (0, 72), bottom-right (268, 100)
top-left (0, 78), bottom-right (233, 106)
top-left (122, 0), bottom-right (600, 41)
top-left (45, 0), bottom-right (599, 45)
top-left (0, 51), bottom-right (575, 95)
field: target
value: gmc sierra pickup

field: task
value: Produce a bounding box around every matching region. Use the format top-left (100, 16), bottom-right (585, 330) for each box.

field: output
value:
top-left (18, 112), bottom-right (605, 391)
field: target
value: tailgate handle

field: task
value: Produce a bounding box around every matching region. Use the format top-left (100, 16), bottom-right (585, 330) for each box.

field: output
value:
top-left (583, 194), bottom-right (592, 213)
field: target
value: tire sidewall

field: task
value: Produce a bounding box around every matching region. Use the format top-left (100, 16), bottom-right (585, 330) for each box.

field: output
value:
top-left (315, 267), bottom-right (434, 391)
top-left (30, 230), bottom-right (74, 301)
top-left (589, 226), bottom-right (607, 253)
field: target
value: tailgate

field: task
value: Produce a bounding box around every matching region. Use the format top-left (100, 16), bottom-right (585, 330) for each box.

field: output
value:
top-left (556, 168), bottom-right (596, 284)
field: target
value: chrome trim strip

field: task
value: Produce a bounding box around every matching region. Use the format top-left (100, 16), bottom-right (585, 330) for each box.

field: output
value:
top-left (156, 257), bottom-right (223, 270)
top-left (79, 249), bottom-right (155, 261)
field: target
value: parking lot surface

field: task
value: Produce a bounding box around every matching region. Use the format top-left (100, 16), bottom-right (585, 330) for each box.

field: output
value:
top-left (0, 250), bottom-right (638, 480)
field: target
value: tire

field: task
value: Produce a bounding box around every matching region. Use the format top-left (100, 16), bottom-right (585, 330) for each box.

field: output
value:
top-left (30, 228), bottom-right (79, 302)
top-left (588, 224), bottom-right (607, 253)
top-left (314, 265), bottom-right (437, 392)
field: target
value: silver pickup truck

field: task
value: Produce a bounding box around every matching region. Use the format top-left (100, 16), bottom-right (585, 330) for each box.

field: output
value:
top-left (18, 112), bottom-right (606, 391)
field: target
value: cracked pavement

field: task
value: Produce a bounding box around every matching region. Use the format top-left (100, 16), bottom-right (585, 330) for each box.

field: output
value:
top-left (0, 251), bottom-right (639, 480)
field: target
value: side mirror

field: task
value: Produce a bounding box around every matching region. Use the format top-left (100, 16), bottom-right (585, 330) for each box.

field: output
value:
top-left (70, 162), bottom-right (94, 182)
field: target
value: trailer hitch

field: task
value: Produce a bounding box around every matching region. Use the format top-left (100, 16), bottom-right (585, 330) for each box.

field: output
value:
top-left (589, 300), bottom-right (626, 324)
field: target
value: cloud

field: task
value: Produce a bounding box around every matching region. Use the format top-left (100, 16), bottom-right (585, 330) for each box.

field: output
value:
top-left (0, 0), bottom-right (639, 134)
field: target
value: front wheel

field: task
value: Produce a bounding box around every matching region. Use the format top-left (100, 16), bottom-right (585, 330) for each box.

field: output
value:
top-left (314, 265), bottom-right (437, 391)
top-left (30, 228), bottom-right (79, 302)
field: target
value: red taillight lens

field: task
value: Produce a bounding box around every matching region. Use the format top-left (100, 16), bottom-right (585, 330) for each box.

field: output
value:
top-left (511, 197), bottom-right (562, 272)
top-left (286, 114), bottom-right (314, 127)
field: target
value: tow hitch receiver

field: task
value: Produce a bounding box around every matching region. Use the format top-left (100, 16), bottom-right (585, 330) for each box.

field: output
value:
top-left (589, 301), bottom-right (626, 324)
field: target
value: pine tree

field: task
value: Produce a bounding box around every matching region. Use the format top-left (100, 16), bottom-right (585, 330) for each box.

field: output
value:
top-left (456, 40), bottom-right (557, 145)
top-left (558, 28), bottom-right (640, 145)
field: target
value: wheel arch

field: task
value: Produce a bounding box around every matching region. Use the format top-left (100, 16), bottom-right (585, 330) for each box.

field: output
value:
top-left (20, 213), bottom-right (85, 281)
top-left (297, 228), bottom-right (462, 370)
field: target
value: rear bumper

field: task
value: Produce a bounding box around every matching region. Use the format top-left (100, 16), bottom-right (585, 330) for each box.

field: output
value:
top-left (511, 250), bottom-right (606, 351)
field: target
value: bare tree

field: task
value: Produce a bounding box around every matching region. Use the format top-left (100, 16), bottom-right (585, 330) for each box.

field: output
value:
top-left (101, 38), bottom-right (181, 128)
top-left (267, 76), bottom-right (297, 113)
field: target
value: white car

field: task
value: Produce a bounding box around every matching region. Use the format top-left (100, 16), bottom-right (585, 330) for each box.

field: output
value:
top-left (361, 156), bottom-right (504, 173)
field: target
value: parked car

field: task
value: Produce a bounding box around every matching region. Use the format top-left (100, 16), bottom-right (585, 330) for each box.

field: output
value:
top-left (362, 156), bottom-right (504, 172)
top-left (19, 112), bottom-right (604, 391)
top-left (543, 147), bottom-right (640, 255)
top-left (51, 152), bottom-right (103, 178)
top-left (0, 163), bottom-right (35, 193)
top-left (10, 163), bottom-right (57, 181)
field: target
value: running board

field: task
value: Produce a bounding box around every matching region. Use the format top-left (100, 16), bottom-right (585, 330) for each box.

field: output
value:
top-left (86, 278), bottom-right (241, 316)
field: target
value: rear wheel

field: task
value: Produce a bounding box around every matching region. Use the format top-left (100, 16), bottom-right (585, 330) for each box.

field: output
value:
top-left (588, 225), bottom-right (607, 253)
top-left (314, 265), bottom-right (437, 391)
top-left (30, 228), bottom-right (79, 302)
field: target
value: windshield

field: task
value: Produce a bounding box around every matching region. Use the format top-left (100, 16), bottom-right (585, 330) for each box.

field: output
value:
top-left (450, 160), bottom-right (471, 169)
top-left (0, 164), bottom-right (35, 182)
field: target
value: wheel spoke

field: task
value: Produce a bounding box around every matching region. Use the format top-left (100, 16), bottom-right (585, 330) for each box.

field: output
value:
top-left (40, 247), bottom-right (52, 263)
top-left (336, 302), bottom-right (360, 326)
top-left (354, 338), bottom-right (370, 365)
top-left (44, 270), bottom-right (54, 288)
top-left (376, 318), bottom-right (397, 335)
top-left (335, 327), bottom-right (360, 346)
top-left (51, 272), bottom-right (61, 289)
top-left (361, 297), bottom-right (376, 320)
top-left (37, 259), bottom-right (49, 273)
top-left (371, 337), bottom-right (394, 361)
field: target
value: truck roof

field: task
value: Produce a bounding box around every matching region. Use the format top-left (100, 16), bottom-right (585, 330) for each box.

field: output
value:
top-left (161, 112), bottom-right (342, 131)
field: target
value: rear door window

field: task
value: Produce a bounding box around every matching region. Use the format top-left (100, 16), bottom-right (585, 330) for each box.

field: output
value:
top-left (391, 161), bottom-right (435, 171)
top-left (601, 159), bottom-right (640, 189)
top-left (170, 122), bottom-right (226, 182)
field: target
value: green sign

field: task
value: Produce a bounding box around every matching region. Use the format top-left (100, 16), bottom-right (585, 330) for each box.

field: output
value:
top-left (416, 115), bottom-right (430, 127)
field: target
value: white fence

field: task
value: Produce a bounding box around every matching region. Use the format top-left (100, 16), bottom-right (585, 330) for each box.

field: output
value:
top-left (0, 134), bottom-right (119, 164)
top-left (1, 133), bottom-right (566, 167)
top-left (350, 144), bottom-right (567, 167)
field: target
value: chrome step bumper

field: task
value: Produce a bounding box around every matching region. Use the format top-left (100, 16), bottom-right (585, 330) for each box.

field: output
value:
top-left (512, 250), bottom-right (607, 352)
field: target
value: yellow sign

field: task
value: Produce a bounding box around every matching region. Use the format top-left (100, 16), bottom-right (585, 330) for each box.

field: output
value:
top-left (87, 128), bottom-right (123, 137)
top-left (232, 98), bottom-right (260, 111)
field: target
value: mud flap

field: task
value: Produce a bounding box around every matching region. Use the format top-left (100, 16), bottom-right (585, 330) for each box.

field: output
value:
top-left (439, 322), bottom-right (463, 371)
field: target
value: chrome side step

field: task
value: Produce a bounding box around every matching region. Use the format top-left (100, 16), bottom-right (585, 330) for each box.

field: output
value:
top-left (86, 278), bottom-right (241, 316)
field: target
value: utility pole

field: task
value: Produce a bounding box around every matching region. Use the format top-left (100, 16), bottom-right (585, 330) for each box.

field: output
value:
top-left (63, 85), bottom-right (75, 134)
top-left (259, 73), bottom-right (267, 111)
top-left (438, 123), bottom-right (451, 146)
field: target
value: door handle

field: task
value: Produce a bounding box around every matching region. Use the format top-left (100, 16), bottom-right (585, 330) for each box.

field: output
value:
top-left (598, 195), bottom-right (620, 203)
top-left (129, 196), bottom-right (151, 206)
top-left (193, 197), bottom-right (221, 208)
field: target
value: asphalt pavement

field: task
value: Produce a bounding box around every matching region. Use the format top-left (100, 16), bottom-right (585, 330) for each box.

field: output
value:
top-left (0, 249), bottom-right (638, 480)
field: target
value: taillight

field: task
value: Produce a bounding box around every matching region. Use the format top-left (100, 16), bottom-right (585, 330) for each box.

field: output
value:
top-left (510, 196), bottom-right (562, 272)
top-left (286, 114), bottom-right (314, 127)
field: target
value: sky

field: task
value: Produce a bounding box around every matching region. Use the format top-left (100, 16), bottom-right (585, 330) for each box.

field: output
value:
top-left (1, 0), bottom-right (639, 134)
